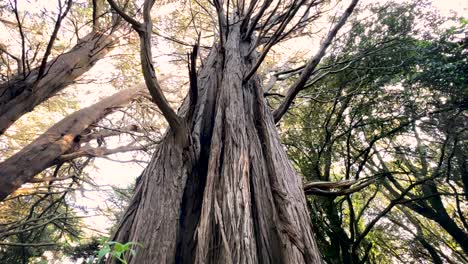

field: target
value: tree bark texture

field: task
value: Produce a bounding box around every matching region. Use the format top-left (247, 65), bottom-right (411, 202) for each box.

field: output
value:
top-left (110, 24), bottom-right (322, 263)
top-left (0, 31), bottom-right (117, 135)
top-left (0, 87), bottom-right (143, 200)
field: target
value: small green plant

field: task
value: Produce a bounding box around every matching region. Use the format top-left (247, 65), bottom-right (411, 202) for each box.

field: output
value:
top-left (460, 17), bottom-right (468, 25)
top-left (87, 237), bottom-right (142, 264)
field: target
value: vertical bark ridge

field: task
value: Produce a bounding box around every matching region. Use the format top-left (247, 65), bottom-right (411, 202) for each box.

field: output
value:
top-left (193, 23), bottom-right (321, 263)
top-left (176, 46), bottom-right (224, 262)
top-left (129, 136), bottom-right (186, 262)
top-left (108, 46), bottom-right (224, 264)
top-left (254, 88), bottom-right (322, 263)
top-left (109, 23), bottom-right (322, 264)
top-left (195, 24), bottom-right (257, 263)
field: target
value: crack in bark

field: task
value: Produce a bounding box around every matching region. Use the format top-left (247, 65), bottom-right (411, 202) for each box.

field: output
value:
top-left (108, 23), bottom-right (322, 264)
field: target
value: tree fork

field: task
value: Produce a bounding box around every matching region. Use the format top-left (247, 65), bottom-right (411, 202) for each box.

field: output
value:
top-left (108, 23), bottom-right (321, 263)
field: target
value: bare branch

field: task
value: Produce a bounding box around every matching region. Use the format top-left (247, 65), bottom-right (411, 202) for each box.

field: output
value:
top-left (106, 0), bottom-right (142, 30)
top-left (273, 0), bottom-right (359, 122)
top-left (242, 0), bottom-right (272, 40)
top-left (59, 143), bottom-right (154, 162)
top-left (80, 124), bottom-right (142, 142)
top-left (36, 0), bottom-right (73, 81)
top-left (107, 0), bottom-right (185, 136)
top-left (11, 0), bottom-right (27, 78)
top-left (304, 178), bottom-right (375, 196)
top-left (244, 0), bottom-right (308, 82)
top-left (0, 44), bottom-right (22, 74)
top-left (304, 179), bottom-right (357, 189)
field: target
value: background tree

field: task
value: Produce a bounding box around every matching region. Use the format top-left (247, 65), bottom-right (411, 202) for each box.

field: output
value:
top-left (281, 2), bottom-right (467, 263)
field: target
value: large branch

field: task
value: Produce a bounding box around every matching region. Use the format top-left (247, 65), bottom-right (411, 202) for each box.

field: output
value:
top-left (59, 143), bottom-right (153, 162)
top-left (36, 0), bottom-right (73, 81)
top-left (0, 87), bottom-right (144, 201)
top-left (107, 0), bottom-right (184, 136)
top-left (0, 29), bottom-right (118, 135)
top-left (272, 0), bottom-right (359, 122)
top-left (304, 179), bottom-right (357, 189)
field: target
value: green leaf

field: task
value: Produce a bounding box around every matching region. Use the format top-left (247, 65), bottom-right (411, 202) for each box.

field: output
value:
top-left (87, 256), bottom-right (95, 264)
top-left (460, 17), bottom-right (468, 25)
top-left (111, 250), bottom-right (123, 258)
top-left (113, 242), bottom-right (125, 253)
top-left (124, 241), bottom-right (143, 248)
top-left (97, 244), bottom-right (111, 261)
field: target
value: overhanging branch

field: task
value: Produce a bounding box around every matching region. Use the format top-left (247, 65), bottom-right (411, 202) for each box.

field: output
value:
top-left (0, 87), bottom-right (144, 201)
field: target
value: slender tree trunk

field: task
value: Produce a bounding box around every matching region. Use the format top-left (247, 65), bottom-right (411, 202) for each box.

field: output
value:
top-left (110, 25), bottom-right (322, 263)
top-left (383, 167), bottom-right (468, 254)
top-left (421, 181), bottom-right (468, 254)
top-left (416, 235), bottom-right (443, 264)
top-left (0, 87), bottom-right (143, 200)
top-left (0, 31), bottom-right (117, 135)
top-left (457, 148), bottom-right (468, 201)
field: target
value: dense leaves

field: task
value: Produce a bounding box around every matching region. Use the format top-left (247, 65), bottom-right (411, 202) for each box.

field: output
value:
top-left (279, 2), bottom-right (468, 263)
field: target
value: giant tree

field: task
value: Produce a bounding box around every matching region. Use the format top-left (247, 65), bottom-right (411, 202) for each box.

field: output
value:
top-left (1, 0), bottom-right (465, 263)
top-left (101, 0), bottom-right (360, 262)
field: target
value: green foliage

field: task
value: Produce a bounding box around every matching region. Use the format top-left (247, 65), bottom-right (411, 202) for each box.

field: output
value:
top-left (65, 237), bottom-right (101, 263)
top-left (460, 17), bottom-right (468, 25)
top-left (279, 1), bottom-right (468, 263)
top-left (84, 237), bottom-right (142, 264)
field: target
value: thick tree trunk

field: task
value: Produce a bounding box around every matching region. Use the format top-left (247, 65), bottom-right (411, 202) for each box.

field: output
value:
top-left (0, 87), bottom-right (143, 200)
top-left (110, 24), bottom-right (322, 263)
top-left (0, 31), bottom-right (117, 135)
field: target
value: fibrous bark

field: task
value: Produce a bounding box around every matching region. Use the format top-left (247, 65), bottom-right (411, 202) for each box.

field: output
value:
top-left (0, 87), bottom-right (144, 200)
top-left (110, 23), bottom-right (322, 263)
top-left (0, 30), bottom-right (117, 135)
